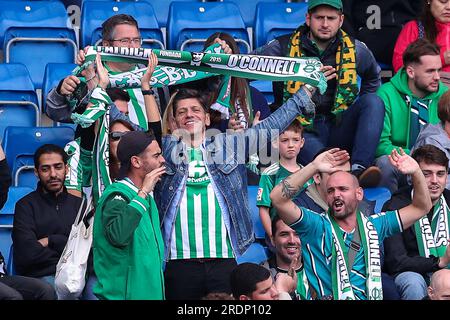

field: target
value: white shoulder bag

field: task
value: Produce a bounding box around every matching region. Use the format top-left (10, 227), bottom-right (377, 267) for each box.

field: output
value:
top-left (55, 196), bottom-right (94, 300)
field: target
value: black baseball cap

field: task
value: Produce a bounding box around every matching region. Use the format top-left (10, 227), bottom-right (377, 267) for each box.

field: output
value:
top-left (117, 131), bottom-right (156, 179)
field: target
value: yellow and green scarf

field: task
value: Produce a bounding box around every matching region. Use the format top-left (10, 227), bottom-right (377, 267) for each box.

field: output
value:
top-left (284, 26), bottom-right (359, 125)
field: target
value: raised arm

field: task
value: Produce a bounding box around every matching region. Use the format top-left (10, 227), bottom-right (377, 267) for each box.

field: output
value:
top-left (390, 148), bottom-right (432, 229)
top-left (270, 148), bottom-right (349, 225)
top-left (141, 52), bottom-right (161, 123)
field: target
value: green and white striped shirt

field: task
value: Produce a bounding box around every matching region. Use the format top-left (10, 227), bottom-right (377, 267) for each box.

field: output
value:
top-left (170, 147), bottom-right (233, 259)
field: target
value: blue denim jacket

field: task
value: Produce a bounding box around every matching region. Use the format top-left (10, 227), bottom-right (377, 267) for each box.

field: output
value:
top-left (154, 89), bottom-right (315, 260)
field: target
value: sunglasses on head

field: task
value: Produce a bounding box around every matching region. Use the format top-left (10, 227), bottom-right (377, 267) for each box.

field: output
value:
top-left (109, 131), bottom-right (128, 141)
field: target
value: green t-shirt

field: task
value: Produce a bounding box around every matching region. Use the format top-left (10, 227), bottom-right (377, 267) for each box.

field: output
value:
top-left (257, 162), bottom-right (312, 219)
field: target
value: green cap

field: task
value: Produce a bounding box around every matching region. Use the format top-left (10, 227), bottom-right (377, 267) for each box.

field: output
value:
top-left (307, 0), bottom-right (343, 11)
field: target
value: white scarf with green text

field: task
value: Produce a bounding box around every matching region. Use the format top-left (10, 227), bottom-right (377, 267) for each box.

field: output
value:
top-left (328, 211), bottom-right (383, 300)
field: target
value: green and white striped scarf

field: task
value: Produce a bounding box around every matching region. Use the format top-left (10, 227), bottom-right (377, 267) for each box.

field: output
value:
top-left (69, 45), bottom-right (326, 127)
top-left (414, 195), bottom-right (450, 259)
top-left (328, 211), bottom-right (383, 300)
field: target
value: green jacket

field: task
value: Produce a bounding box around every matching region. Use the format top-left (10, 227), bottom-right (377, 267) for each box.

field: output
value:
top-left (376, 68), bottom-right (448, 157)
top-left (93, 178), bottom-right (165, 300)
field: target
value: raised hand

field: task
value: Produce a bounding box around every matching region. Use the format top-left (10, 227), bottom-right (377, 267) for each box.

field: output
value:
top-left (141, 52), bottom-right (158, 91)
top-left (95, 53), bottom-right (110, 90)
top-left (228, 113), bottom-right (245, 132)
top-left (313, 148), bottom-right (350, 174)
top-left (388, 148), bottom-right (420, 175)
top-left (59, 75), bottom-right (81, 95)
top-left (75, 46), bottom-right (90, 65)
top-left (438, 242), bottom-right (450, 268)
top-left (252, 111), bottom-right (261, 127)
top-left (141, 166), bottom-right (166, 194)
top-left (213, 37), bottom-right (232, 54)
top-left (275, 272), bottom-right (297, 295)
top-left (320, 65), bottom-right (337, 82)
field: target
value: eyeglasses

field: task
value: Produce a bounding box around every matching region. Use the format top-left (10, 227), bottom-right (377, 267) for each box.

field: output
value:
top-left (109, 131), bottom-right (128, 141)
top-left (110, 37), bottom-right (143, 46)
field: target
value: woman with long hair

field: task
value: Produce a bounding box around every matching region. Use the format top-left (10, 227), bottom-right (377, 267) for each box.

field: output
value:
top-left (393, 0), bottom-right (450, 73)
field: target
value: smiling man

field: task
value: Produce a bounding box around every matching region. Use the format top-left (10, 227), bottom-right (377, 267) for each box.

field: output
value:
top-left (376, 39), bottom-right (448, 193)
top-left (261, 217), bottom-right (310, 300)
top-left (156, 82), bottom-right (317, 299)
top-left (383, 145), bottom-right (450, 300)
top-left (12, 144), bottom-right (82, 284)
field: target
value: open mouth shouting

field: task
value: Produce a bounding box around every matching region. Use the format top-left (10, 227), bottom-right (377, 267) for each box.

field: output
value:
top-left (332, 199), bottom-right (345, 213)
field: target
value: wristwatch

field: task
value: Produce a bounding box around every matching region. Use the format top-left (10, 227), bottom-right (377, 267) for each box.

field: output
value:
top-left (141, 89), bottom-right (154, 96)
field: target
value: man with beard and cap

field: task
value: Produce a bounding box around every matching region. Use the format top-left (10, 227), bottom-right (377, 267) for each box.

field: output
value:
top-left (249, 0), bottom-right (385, 189)
top-left (270, 148), bottom-right (432, 300)
top-left (383, 145), bottom-right (450, 300)
top-left (93, 130), bottom-right (166, 300)
top-left (12, 144), bottom-right (82, 284)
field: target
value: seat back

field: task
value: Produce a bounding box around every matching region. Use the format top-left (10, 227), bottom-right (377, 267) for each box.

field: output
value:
top-left (247, 185), bottom-right (266, 239)
top-left (7, 244), bottom-right (16, 275)
top-left (0, 1), bottom-right (77, 88)
top-left (363, 187), bottom-right (392, 213)
top-left (167, 1), bottom-right (250, 53)
top-left (14, 166), bottom-right (38, 188)
top-left (254, 2), bottom-right (308, 48)
top-left (2, 126), bottom-right (75, 182)
top-left (236, 242), bottom-right (269, 265)
top-left (0, 186), bottom-right (33, 266)
top-left (81, 1), bottom-right (164, 49)
top-left (149, 0), bottom-right (193, 28)
top-left (223, 0), bottom-right (286, 27)
top-left (250, 80), bottom-right (274, 104)
top-left (42, 63), bottom-right (77, 113)
top-left (0, 63), bottom-right (39, 139)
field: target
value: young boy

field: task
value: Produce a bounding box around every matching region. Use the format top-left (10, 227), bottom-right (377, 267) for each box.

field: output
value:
top-left (257, 119), bottom-right (309, 238)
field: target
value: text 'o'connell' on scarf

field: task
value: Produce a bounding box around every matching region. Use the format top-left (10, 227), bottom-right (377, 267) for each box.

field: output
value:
top-left (327, 211), bottom-right (383, 300)
top-left (68, 44), bottom-right (327, 127)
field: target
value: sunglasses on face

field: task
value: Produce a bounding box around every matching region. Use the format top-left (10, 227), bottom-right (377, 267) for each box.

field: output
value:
top-left (109, 131), bottom-right (128, 141)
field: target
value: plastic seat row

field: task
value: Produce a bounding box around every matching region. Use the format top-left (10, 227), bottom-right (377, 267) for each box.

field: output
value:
top-left (82, 1), bottom-right (308, 52)
top-left (0, 1), bottom-right (308, 89)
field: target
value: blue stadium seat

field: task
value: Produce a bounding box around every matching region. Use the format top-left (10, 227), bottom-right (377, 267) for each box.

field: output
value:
top-left (254, 2), bottom-right (308, 48)
top-left (167, 1), bottom-right (250, 53)
top-left (0, 187), bottom-right (33, 220)
top-left (7, 244), bottom-right (16, 275)
top-left (248, 185), bottom-right (266, 240)
top-left (364, 187), bottom-right (392, 213)
top-left (236, 242), bottom-right (269, 265)
top-left (223, 0), bottom-right (286, 27)
top-left (0, 63), bottom-right (39, 140)
top-left (2, 126), bottom-right (75, 186)
top-left (149, 0), bottom-right (193, 28)
top-left (251, 80), bottom-right (274, 104)
top-left (81, 1), bottom-right (164, 49)
top-left (42, 63), bottom-right (77, 113)
top-left (0, 187), bottom-right (33, 265)
top-left (0, 1), bottom-right (78, 89)
top-left (14, 166), bottom-right (37, 188)
top-left (0, 229), bottom-right (12, 271)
